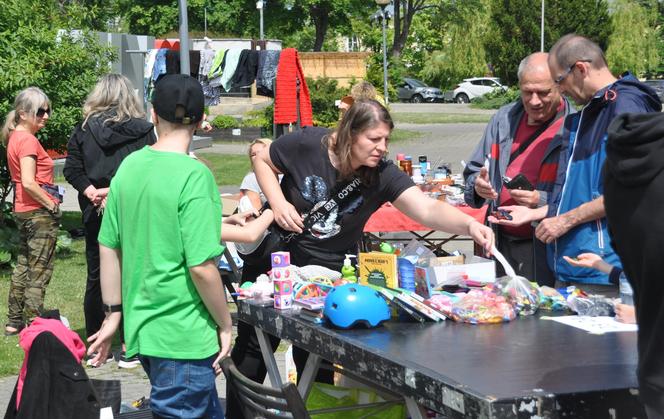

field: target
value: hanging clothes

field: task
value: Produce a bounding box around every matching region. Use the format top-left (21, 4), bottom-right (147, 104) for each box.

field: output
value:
top-left (165, 50), bottom-right (180, 74)
top-left (256, 50), bottom-right (280, 97)
top-left (274, 48), bottom-right (313, 126)
top-left (208, 49), bottom-right (227, 86)
top-left (199, 49), bottom-right (216, 79)
top-left (152, 49), bottom-right (168, 83)
top-left (189, 50), bottom-right (201, 79)
top-left (220, 48), bottom-right (243, 92)
top-left (143, 49), bottom-right (159, 102)
top-left (231, 50), bottom-right (260, 89)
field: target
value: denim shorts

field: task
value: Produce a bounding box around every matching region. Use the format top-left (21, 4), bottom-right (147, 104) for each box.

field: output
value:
top-left (139, 354), bottom-right (224, 419)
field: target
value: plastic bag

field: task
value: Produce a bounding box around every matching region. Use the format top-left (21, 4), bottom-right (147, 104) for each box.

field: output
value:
top-left (494, 276), bottom-right (540, 316)
top-left (450, 289), bottom-right (516, 324)
top-left (567, 294), bottom-right (615, 316)
top-left (400, 239), bottom-right (436, 265)
top-left (538, 286), bottom-right (568, 311)
top-left (306, 382), bottom-right (406, 419)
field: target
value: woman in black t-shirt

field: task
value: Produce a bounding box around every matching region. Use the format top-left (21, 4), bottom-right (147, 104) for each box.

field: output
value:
top-left (255, 99), bottom-right (493, 265)
top-left (225, 99), bottom-right (494, 419)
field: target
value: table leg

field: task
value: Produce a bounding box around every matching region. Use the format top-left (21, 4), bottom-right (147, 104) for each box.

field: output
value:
top-left (404, 397), bottom-right (426, 419)
top-left (297, 353), bottom-right (322, 400)
top-left (254, 326), bottom-right (283, 388)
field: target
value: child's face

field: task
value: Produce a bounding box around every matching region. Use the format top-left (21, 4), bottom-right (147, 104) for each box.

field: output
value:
top-left (250, 143), bottom-right (266, 158)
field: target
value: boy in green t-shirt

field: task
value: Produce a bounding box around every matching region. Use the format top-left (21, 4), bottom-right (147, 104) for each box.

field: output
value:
top-left (87, 74), bottom-right (272, 418)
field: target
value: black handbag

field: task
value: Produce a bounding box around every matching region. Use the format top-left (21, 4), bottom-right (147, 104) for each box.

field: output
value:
top-left (238, 176), bottom-right (362, 267)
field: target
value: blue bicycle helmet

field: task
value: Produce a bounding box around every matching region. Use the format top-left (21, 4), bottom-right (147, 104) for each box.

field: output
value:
top-left (323, 284), bottom-right (391, 329)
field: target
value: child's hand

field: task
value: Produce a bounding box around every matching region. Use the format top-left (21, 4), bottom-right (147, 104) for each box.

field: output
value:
top-left (223, 210), bottom-right (258, 226)
top-left (615, 303), bottom-right (636, 324)
top-left (563, 253), bottom-right (604, 271)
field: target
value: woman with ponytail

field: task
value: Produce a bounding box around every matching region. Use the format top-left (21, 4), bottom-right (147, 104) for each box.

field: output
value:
top-left (2, 87), bottom-right (59, 336)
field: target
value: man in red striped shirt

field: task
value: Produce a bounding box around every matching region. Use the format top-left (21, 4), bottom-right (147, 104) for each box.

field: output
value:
top-left (463, 52), bottom-right (575, 285)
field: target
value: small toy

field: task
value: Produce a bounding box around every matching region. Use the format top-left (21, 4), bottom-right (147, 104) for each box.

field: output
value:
top-left (271, 251), bottom-right (291, 267)
top-left (271, 252), bottom-right (293, 309)
top-left (490, 209), bottom-right (513, 221)
top-left (379, 242), bottom-right (395, 254)
top-left (341, 254), bottom-right (358, 282)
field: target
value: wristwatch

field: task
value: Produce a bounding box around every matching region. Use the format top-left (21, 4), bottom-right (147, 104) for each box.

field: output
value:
top-left (102, 303), bottom-right (122, 315)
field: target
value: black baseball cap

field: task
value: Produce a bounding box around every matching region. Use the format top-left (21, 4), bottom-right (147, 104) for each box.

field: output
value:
top-left (152, 74), bottom-right (204, 125)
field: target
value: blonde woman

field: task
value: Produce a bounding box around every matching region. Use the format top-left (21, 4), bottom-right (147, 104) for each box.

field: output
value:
top-left (63, 74), bottom-right (155, 366)
top-left (2, 87), bottom-right (59, 336)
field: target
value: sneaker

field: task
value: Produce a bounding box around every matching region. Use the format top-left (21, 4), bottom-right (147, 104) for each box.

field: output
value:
top-left (86, 352), bottom-right (114, 368)
top-left (118, 352), bottom-right (141, 369)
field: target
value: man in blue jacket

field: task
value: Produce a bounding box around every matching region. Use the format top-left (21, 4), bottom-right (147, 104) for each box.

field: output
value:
top-left (537, 34), bottom-right (661, 292)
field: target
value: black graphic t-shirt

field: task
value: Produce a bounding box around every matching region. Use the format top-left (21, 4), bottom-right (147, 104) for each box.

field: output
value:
top-left (270, 126), bottom-right (414, 269)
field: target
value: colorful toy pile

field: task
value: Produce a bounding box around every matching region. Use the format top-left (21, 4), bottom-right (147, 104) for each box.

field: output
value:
top-left (493, 275), bottom-right (540, 316)
top-left (449, 289), bottom-right (516, 324)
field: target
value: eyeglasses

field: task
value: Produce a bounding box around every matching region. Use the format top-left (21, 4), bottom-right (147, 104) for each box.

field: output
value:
top-left (36, 108), bottom-right (50, 118)
top-left (554, 60), bottom-right (592, 85)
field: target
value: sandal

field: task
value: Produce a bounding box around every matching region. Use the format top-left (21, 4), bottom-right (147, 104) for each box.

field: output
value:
top-left (4, 323), bottom-right (24, 337)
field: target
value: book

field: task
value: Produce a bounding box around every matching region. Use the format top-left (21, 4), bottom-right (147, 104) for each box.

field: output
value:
top-left (359, 252), bottom-right (398, 289)
top-left (394, 291), bottom-right (446, 322)
top-left (390, 295), bottom-right (427, 323)
top-left (294, 296), bottom-right (326, 310)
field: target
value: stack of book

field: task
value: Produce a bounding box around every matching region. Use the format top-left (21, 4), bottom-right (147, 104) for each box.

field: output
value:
top-left (375, 287), bottom-right (447, 323)
top-left (294, 297), bottom-right (326, 324)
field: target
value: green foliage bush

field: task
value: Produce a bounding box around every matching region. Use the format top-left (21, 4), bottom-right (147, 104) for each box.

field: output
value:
top-left (0, 0), bottom-right (113, 268)
top-left (306, 77), bottom-right (349, 128)
top-left (471, 86), bottom-right (521, 109)
top-left (211, 115), bottom-right (239, 129)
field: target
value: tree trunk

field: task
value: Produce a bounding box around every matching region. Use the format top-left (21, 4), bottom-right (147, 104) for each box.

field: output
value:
top-left (392, 0), bottom-right (401, 56)
top-left (310, 4), bottom-right (330, 52)
top-left (392, 0), bottom-right (425, 57)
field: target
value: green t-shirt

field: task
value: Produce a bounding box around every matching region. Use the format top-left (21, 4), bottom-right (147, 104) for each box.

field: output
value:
top-left (98, 146), bottom-right (224, 359)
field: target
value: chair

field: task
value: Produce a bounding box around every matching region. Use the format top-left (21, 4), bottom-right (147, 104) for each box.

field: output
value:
top-left (219, 245), bottom-right (242, 304)
top-left (221, 356), bottom-right (311, 419)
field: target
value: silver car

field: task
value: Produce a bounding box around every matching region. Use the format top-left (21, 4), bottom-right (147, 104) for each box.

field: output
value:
top-left (397, 78), bottom-right (444, 103)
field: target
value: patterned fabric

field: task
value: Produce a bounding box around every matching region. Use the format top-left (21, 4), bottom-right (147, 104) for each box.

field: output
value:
top-left (7, 209), bottom-right (59, 326)
top-left (256, 50), bottom-right (280, 97)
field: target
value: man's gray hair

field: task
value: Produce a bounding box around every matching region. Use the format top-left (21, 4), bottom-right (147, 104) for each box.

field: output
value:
top-left (517, 53), bottom-right (548, 82)
top-left (549, 33), bottom-right (607, 70)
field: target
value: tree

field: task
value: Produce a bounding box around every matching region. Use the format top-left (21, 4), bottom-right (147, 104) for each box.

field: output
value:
top-left (606, 0), bottom-right (660, 77)
top-left (0, 0), bottom-right (114, 223)
top-left (391, 0), bottom-right (438, 57)
top-left (486, 0), bottom-right (611, 85)
top-left (419, 0), bottom-right (490, 89)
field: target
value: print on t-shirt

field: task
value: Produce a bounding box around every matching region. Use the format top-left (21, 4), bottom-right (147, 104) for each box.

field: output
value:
top-left (300, 175), bottom-right (363, 239)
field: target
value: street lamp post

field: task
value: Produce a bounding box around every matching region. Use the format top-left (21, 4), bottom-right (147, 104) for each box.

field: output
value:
top-left (257, 1), bottom-right (265, 40)
top-left (375, 0), bottom-right (390, 105)
top-left (178, 0), bottom-right (190, 75)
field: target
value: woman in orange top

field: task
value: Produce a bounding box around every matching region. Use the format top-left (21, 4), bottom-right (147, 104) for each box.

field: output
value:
top-left (1, 87), bottom-right (60, 336)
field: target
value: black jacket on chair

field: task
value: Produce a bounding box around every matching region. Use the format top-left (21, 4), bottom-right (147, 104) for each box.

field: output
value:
top-left (4, 332), bottom-right (101, 419)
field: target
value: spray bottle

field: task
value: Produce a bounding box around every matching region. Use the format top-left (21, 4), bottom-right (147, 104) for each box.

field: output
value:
top-left (341, 254), bottom-right (358, 282)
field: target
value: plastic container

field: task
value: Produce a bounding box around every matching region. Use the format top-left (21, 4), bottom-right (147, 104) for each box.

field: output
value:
top-left (397, 258), bottom-right (416, 292)
top-left (619, 274), bottom-right (634, 306)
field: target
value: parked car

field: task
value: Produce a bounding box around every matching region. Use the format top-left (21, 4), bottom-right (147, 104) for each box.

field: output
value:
top-left (643, 80), bottom-right (664, 103)
top-left (397, 78), bottom-right (444, 103)
top-left (453, 77), bottom-right (507, 103)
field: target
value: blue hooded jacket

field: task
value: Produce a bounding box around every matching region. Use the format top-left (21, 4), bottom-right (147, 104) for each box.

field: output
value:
top-left (547, 74), bottom-right (661, 284)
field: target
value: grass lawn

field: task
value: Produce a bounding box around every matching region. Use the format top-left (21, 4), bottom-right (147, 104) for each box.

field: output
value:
top-left (197, 153), bottom-right (251, 186)
top-left (390, 128), bottom-right (422, 143)
top-left (392, 113), bottom-right (492, 124)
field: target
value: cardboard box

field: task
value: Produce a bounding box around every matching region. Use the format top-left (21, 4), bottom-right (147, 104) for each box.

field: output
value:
top-left (416, 255), bottom-right (495, 289)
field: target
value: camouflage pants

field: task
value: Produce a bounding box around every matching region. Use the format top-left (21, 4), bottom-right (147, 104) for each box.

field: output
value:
top-left (7, 209), bottom-right (59, 327)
